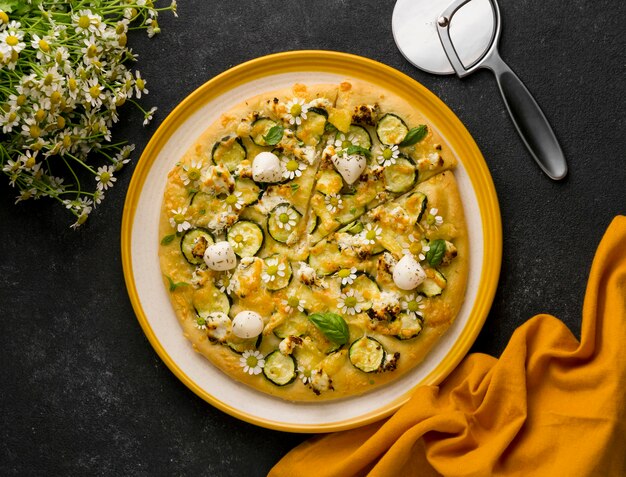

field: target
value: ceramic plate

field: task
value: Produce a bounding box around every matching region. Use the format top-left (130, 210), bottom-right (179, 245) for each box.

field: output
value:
top-left (121, 51), bottom-right (501, 433)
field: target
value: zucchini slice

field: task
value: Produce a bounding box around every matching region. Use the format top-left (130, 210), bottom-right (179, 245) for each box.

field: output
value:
top-left (419, 270), bottom-right (447, 297)
top-left (194, 289), bottom-right (231, 316)
top-left (335, 204), bottom-right (365, 225)
top-left (316, 169), bottom-right (343, 196)
top-left (376, 113), bottom-right (409, 146)
top-left (406, 191), bottom-right (428, 224)
top-left (263, 255), bottom-right (293, 291)
top-left (267, 203), bottom-right (302, 243)
top-left (341, 274), bottom-right (380, 311)
top-left (307, 213), bottom-right (319, 235)
top-left (234, 178), bottom-right (261, 206)
top-left (211, 136), bottom-right (246, 172)
top-left (383, 156), bottom-right (416, 193)
top-left (263, 350), bottom-right (297, 386)
top-left (346, 124), bottom-right (372, 150)
top-left (296, 107), bottom-right (328, 146)
top-left (250, 117), bottom-right (279, 146)
top-left (227, 334), bottom-right (262, 354)
top-left (349, 337), bottom-right (385, 373)
top-left (180, 228), bottom-right (214, 265)
top-left (395, 313), bottom-right (423, 340)
top-left (227, 220), bottom-right (264, 258)
top-left (338, 220), bottom-right (364, 235)
top-left (273, 311), bottom-right (309, 339)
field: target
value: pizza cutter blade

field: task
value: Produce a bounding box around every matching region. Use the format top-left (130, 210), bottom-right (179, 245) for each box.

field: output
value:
top-left (392, 0), bottom-right (568, 180)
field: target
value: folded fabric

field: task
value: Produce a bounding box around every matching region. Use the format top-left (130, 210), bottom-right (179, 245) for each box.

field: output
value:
top-left (269, 216), bottom-right (626, 477)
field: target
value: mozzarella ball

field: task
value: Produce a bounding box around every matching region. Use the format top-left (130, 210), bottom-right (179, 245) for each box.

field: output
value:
top-left (331, 153), bottom-right (367, 185)
top-left (232, 311), bottom-right (264, 339)
top-left (393, 254), bottom-right (426, 290)
top-left (203, 241), bottom-right (237, 271)
top-left (252, 151), bottom-right (282, 182)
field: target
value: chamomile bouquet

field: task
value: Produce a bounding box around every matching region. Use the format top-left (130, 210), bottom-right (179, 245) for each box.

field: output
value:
top-left (0, 0), bottom-right (176, 228)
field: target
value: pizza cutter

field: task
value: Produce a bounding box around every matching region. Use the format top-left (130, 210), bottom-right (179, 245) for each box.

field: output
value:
top-left (392, 0), bottom-right (568, 180)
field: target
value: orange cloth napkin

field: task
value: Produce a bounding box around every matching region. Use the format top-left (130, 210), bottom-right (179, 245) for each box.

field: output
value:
top-left (270, 216), bottom-right (626, 477)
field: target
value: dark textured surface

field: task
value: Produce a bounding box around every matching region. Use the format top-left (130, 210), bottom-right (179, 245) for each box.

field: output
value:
top-left (1, 0), bottom-right (625, 475)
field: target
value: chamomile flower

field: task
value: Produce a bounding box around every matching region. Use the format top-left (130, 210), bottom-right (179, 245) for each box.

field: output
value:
top-left (324, 193), bottom-right (343, 213)
top-left (217, 272), bottom-right (236, 295)
top-left (240, 350), bottom-right (265, 375)
top-left (274, 205), bottom-right (299, 231)
top-left (134, 70), bottom-right (148, 98)
top-left (0, 22), bottom-right (26, 55)
top-left (262, 257), bottom-right (286, 283)
top-left (284, 98), bottom-right (309, 126)
top-left (95, 165), bottom-right (116, 190)
top-left (282, 156), bottom-right (306, 180)
top-left (143, 106), bottom-right (157, 126)
top-left (179, 159), bottom-right (203, 187)
top-left (224, 191), bottom-right (244, 213)
top-left (84, 77), bottom-right (105, 108)
top-left (336, 267), bottom-right (357, 286)
top-left (194, 316), bottom-right (207, 331)
top-left (297, 366), bottom-right (316, 384)
top-left (361, 223), bottom-right (381, 245)
top-left (283, 294), bottom-right (305, 313)
top-left (377, 145), bottom-right (399, 167)
top-left (401, 294), bottom-right (425, 319)
top-left (337, 289), bottom-right (364, 315)
top-left (426, 208), bottom-right (444, 227)
top-left (169, 207), bottom-right (191, 233)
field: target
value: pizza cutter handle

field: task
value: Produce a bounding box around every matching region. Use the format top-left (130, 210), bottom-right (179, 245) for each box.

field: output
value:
top-left (484, 52), bottom-right (568, 180)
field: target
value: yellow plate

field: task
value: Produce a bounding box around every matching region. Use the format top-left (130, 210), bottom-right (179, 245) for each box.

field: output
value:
top-left (121, 50), bottom-right (502, 433)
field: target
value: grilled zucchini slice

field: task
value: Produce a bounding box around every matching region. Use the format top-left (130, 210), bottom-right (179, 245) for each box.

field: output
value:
top-left (346, 124), bottom-right (372, 150)
top-left (263, 254), bottom-right (293, 291)
top-left (383, 156), bottom-right (416, 193)
top-left (376, 113), bottom-right (409, 145)
top-left (234, 178), bottom-right (261, 206)
top-left (316, 169), bottom-right (343, 196)
top-left (227, 334), bottom-right (262, 354)
top-left (180, 228), bottom-right (214, 265)
top-left (267, 203), bottom-right (302, 243)
top-left (212, 136), bottom-right (246, 172)
top-left (296, 107), bottom-right (327, 146)
top-left (273, 311), bottom-right (309, 339)
top-left (419, 269), bottom-right (447, 297)
top-left (341, 274), bottom-right (379, 311)
top-left (250, 118), bottom-right (278, 146)
top-left (349, 337), bottom-right (385, 373)
top-left (395, 313), bottom-right (423, 340)
top-left (263, 350), bottom-right (297, 386)
top-left (227, 220), bottom-right (264, 257)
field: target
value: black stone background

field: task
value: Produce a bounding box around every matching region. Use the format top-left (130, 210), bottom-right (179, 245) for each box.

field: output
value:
top-left (1, 1), bottom-right (625, 475)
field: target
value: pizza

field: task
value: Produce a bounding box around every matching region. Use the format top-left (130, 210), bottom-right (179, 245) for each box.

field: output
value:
top-left (158, 81), bottom-right (468, 401)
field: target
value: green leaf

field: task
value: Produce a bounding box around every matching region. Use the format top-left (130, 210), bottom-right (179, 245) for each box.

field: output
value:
top-left (399, 125), bottom-right (428, 147)
top-left (263, 125), bottom-right (284, 146)
top-left (346, 145), bottom-right (371, 157)
top-left (290, 183), bottom-right (300, 193)
top-left (324, 122), bottom-right (337, 133)
top-left (0, 1), bottom-right (18, 12)
top-left (160, 234), bottom-right (176, 245)
top-left (426, 239), bottom-right (446, 266)
top-left (166, 275), bottom-right (189, 292)
top-left (308, 312), bottom-right (350, 346)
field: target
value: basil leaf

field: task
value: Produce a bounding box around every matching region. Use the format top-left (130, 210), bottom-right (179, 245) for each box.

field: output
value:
top-left (399, 125), bottom-right (428, 147)
top-left (166, 275), bottom-right (189, 292)
top-left (160, 234), bottom-right (176, 245)
top-left (263, 125), bottom-right (284, 146)
top-left (426, 239), bottom-right (446, 266)
top-left (308, 312), bottom-right (349, 345)
top-left (346, 145), bottom-right (371, 157)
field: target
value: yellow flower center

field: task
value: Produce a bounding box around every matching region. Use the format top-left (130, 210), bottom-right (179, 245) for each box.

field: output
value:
top-left (197, 317), bottom-right (206, 327)
top-left (68, 78), bottom-right (77, 91)
top-left (330, 197), bottom-right (339, 206)
top-left (337, 269), bottom-right (351, 278)
top-left (8, 111), bottom-right (16, 122)
top-left (286, 159), bottom-right (299, 172)
top-left (50, 91), bottom-right (61, 104)
top-left (266, 265), bottom-right (278, 275)
top-left (38, 39), bottom-right (50, 52)
top-left (78, 15), bottom-right (90, 29)
top-left (29, 125), bottom-right (41, 138)
top-left (86, 44), bottom-right (98, 58)
top-left (35, 109), bottom-right (46, 122)
top-left (279, 213), bottom-right (289, 224)
top-left (382, 148), bottom-right (393, 160)
top-left (426, 214), bottom-right (436, 225)
top-left (89, 85), bottom-right (101, 99)
top-left (187, 168), bottom-right (200, 181)
top-left (16, 94), bottom-right (26, 106)
top-left (287, 296), bottom-right (300, 308)
top-left (63, 135), bottom-right (72, 148)
top-left (136, 78), bottom-right (145, 90)
top-left (225, 194), bottom-right (238, 205)
top-left (407, 300), bottom-right (420, 312)
top-left (174, 213), bottom-right (185, 223)
top-left (234, 234), bottom-right (243, 243)
top-left (290, 103), bottom-right (302, 116)
top-left (409, 242), bottom-right (421, 254)
top-left (246, 355), bottom-right (259, 368)
top-left (25, 156), bottom-right (36, 168)
top-left (44, 74), bottom-right (54, 86)
top-left (345, 296), bottom-right (357, 308)
top-left (366, 230), bottom-right (376, 240)
top-left (56, 116), bottom-right (66, 129)
top-left (342, 140), bottom-right (352, 149)
top-left (6, 34), bottom-right (18, 47)
top-left (0, 12), bottom-right (9, 24)
top-left (99, 171), bottom-right (111, 183)
top-left (118, 33), bottom-right (127, 47)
